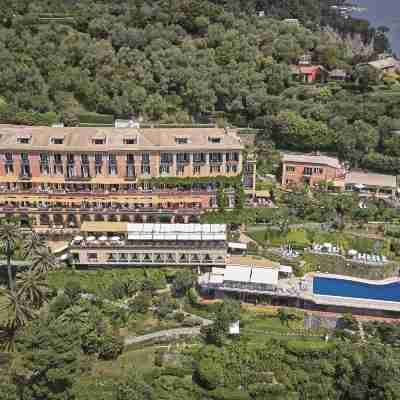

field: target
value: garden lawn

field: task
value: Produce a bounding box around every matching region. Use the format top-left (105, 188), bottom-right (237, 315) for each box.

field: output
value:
top-left (47, 268), bottom-right (167, 295)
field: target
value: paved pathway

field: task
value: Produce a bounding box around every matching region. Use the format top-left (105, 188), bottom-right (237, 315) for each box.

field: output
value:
top-left (124, 326), bottom-right (203, 345)
top-left (124, 312), bottom-right (213, 346)
top-left (358, 320), bottom-right (366, 341)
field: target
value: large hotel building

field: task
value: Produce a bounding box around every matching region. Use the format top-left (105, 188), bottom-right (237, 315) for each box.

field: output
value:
top-left (0, 125), bottom-right (255, 228)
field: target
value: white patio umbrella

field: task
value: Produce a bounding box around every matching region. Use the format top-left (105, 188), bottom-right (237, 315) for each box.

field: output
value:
top-left (110, 236), bottom-right (120, 241)
top-left (98, 236), bottom-right (108, 241)
top-left (348, 249), bottom-right (358, 257)
top-left (86, 236), bottom-right (96, 241)
top-left (74, 236), bottom-right (84, 241)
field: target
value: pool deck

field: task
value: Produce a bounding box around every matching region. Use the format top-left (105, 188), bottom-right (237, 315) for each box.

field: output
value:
top-left (299, 273), bottom-right (400, 313)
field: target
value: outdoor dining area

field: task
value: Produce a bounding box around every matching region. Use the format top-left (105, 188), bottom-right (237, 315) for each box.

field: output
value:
top-left (311, 243), bottom-right (341, 255)
top-left (71, 234), bottom-right (125, 248)
top-left (346, 249), bottom-right (388, 265)
top-left (309, 243), bottom-right (389, 265)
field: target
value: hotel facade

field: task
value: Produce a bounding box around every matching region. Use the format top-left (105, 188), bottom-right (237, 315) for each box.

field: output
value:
top-left (0, 125), bottom-right (254, 228)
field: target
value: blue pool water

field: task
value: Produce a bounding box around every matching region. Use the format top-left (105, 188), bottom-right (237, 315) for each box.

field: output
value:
top-left (313, 276), bottom-right (400, 302)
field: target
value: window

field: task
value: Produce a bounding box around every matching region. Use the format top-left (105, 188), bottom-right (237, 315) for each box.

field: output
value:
top-left (5, 153), bottom-right (13, 162)
top-left (127, 154), bottom-right (134, 164)
top-left (95, 164), bottom-right (102, 175)
top-left (193, 165), bottom-right (201, 175)
top-left (54, 153), bottom-right (62, 164)
top-left (176, 153), bottom-right (190, 163)
top-left (39, 153), bottom-right (48, 163)
top-left (226, 152), bottom-right (239, 162)
top-left (109, 160), bottom-right (118, 175)
top-left (5, 164), bottom-right (13, 174)
top-left (126, 165), bottom-right (135, 177)
top-left (141, 165), bottom-right (150, 175)
top-left (210, 165), bottom-right (221, 174)
top-left (67, 154), bottom-right (74, 164)
top-left (160, 164), bottom-right (171, 175)
top-left (88, 253), bottom-right (98, 262)
top-left (177, 165), bottom-right (185, 176)
top-left (53, 165), bottom-right (63, 175)
top-left (20, 153), bottom-right (29, 162)
top-left (160, 153), bottom-right (173, 163)
top-left (95, 153), bottom-right (103, 164)
top-left (67, 165), bottom-right (75, 178)
top-left (175, 136), bottom-right (189, 144)
top-left (209, 152), bottom-right (223, 163)
top-left (313, 167), bottom-right (323, 175)
top-left (231, 165), bottom-right (238, 173)
top-left (81, 154), bottom-right (89, 164)
top-left (303, 167), bottom-right (313, 176)
top-left (81, 165), bottom-right (90, 177)
top-left (92, 137), bottom-right (106, 145)
top-left (142, 153), bottom-right (150, 163)
top-left (193, 152), bottom-right (206, 163)
top-left (286, 165), bottom-right (295, 172)
top-left (208, 136), bottom-right (222, 144)
top-left (123, 137), bottom-right (137, 145)
top-left (50, 137), bottom-right (64, 145)
top-left (17, 137), bottom-right (31, 144)
top-left (40, 163), bottom-right (50, 175)
top-left (160, 164), bottom-right (170, 175)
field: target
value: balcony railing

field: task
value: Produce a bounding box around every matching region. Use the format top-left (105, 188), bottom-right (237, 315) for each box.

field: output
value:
top-left (18, 173), bottom-right (32, 180)
top-left (65, 176), bottom-right (91, 182)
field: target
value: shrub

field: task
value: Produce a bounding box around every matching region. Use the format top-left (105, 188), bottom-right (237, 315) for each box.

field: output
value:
top-left (209, 388), bottom-right (250, 400)
top-left (174, 312), bottom-right (185, 323)
top-left (49, 293), bottom-right (71, 317)
top-left (129, 292), bottom-right (152, 314)
top-left (97, 335), bottom-right (124, 360)
top-left (64, 280), bottom-right (82, 303)
top-left (196, 357), bottom-right (225, 390)
top-left (188, 287), bottom-right (200, 305)
top-left (107, 280), bottom-right (127, 300)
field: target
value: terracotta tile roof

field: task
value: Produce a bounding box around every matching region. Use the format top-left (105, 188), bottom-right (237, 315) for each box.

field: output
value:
top-left (298, 65), bottom-right (325, 74)
top-left (282, 153), bottom-right (342, 169)
top-left (345, 170), bottom-right (397, 188)
top-left (0, 125), bottom-right (243, 152)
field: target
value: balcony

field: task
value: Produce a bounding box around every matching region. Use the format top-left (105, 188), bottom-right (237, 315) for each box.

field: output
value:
top-left (66, 176), bottom-right (91, 182)
top-left (18, 173), bottom-right (32, 180)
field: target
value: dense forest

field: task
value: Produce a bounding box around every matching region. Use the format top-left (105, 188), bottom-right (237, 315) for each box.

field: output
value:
top-left (0, 0), bottom-right (399, 173)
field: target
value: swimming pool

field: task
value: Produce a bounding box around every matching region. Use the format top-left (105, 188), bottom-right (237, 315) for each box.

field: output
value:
top-left (313, 276), bottom-right (400, 302)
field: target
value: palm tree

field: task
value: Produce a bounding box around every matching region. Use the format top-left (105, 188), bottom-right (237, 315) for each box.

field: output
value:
top-left (16, 270), bottom-right (48, 309)
top-left (0, 222), bottom-right (22, 292)
top-left (23, 230), bottom-right (47, 258)
top-left (0, 290), bottom-right (35, 331)
top-left (57, 305), bottom-right (89, 330)
top-left (30, 248), bottom-right (59, 274)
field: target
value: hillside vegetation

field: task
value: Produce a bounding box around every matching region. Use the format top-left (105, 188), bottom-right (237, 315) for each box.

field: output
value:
top-left (0, 0), bottom-right (399, 173)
